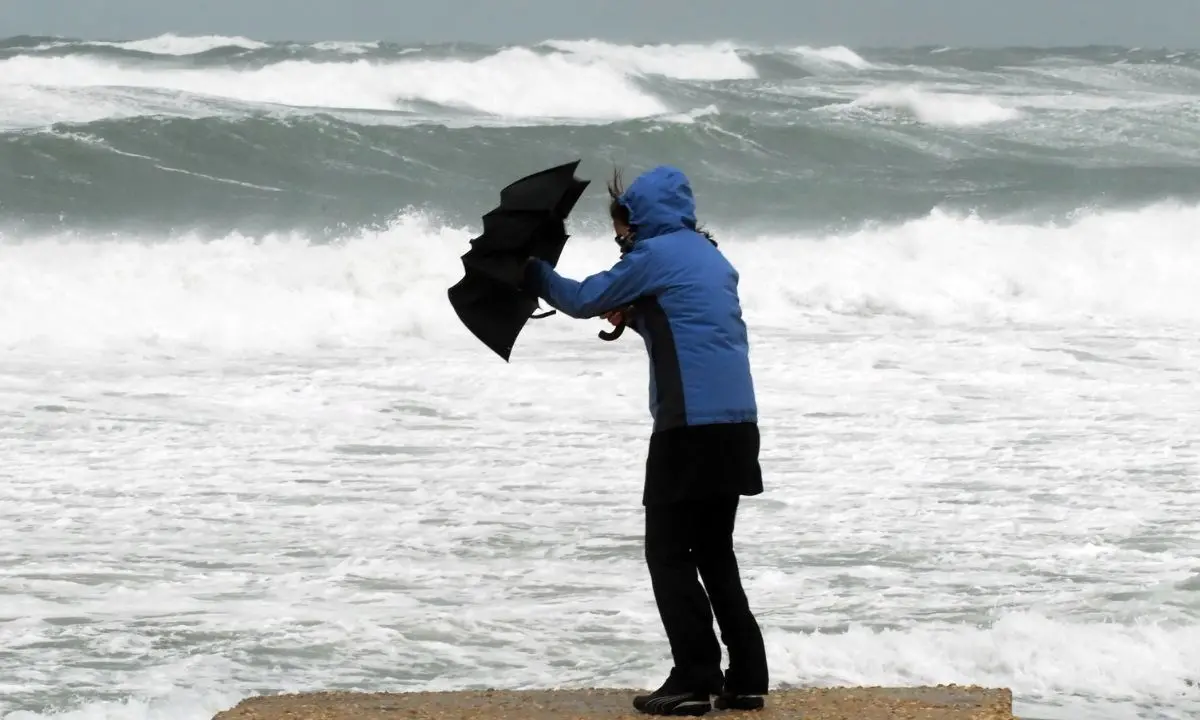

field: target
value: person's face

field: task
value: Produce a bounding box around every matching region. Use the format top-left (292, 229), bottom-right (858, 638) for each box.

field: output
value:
top-left (613, 219), bottom-right (632, 239)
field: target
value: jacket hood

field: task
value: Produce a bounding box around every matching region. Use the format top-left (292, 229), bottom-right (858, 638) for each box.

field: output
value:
top-left (619, 165), bottom-right (698, 241)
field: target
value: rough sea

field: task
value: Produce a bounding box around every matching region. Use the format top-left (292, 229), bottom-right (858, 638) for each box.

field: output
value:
top-left (2, 34), bottom-right (1199, 720)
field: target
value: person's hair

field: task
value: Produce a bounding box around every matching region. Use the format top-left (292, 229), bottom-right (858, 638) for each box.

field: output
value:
top-left (607, 167), bottom-right (717, 247)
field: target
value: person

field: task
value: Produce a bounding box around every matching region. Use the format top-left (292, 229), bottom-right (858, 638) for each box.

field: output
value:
top-left (522, 165), bottom-right (769, 716)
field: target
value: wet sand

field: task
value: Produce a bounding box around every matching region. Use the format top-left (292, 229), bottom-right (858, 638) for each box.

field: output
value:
top-left (212, 684), bottom-right (1015, 720)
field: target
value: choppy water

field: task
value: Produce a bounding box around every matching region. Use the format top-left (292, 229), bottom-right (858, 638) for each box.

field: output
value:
top-left (1, 34), bottom-right (1199, 720)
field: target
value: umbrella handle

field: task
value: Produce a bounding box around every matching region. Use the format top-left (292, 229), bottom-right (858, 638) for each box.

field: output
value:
top-left (530, 309), bottom-right (557, 320)
top-left (598, 323), bottom-right (626, 341)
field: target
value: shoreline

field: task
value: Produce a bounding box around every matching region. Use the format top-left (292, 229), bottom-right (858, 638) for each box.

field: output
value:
top-left (212, 684), bottom-right (1015, 719)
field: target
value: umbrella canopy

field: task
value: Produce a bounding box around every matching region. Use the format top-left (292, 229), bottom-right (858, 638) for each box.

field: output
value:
top-left (447, 160), bottom-right (591, 361)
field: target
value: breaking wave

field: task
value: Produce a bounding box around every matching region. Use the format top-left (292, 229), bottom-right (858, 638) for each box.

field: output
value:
top-left (4, 201), bottom-right (1200, 360)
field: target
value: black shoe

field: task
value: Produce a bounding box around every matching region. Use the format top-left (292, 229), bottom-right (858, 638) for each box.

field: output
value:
top-left (714, 692), bottom-right (765, 711)
top-left (632, 688), bottom-right (712, 716)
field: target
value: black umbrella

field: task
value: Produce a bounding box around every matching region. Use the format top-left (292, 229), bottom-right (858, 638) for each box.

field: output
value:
top-left (447, 159), bottom-right (591, 361)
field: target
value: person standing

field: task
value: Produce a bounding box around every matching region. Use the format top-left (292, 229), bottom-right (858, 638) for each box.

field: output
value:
top-left (523, 165), bottom-right (769, 716)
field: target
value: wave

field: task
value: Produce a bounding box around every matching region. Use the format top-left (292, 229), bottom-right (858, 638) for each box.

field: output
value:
top-left (6, 100), bottom-right (1200, 237)
top-left (4, 36), bottom-right (1200, 87)
top-left (25, 33), bottom-right (274, 56)
top-left (847, 85), bottom-right (1022, 126)
top-left (104, 33), bottom-right (269, 55)
top-left (3, 613), bottom-right (1197, 719)
top-left (0, 39), bottom-right (780, 128)
top-left (2, 36), bottom-right (1197, 132)
top-left (0, 37), bottom-right (792, 128)
top-left (3, 35), bottom-right (1199, 133)
top-left (540, 39), bottom-right (758, 81)
top-left (741, 202), bottom-right (1200, 326)
top-left (3, 37), bottom-right (1200, 236)
top-left (3, 202), bottom-right (1199, 360)
top-left (789, 44), bottom-right (875, 71)
top-left (0, 48), bottom-right (671, 123)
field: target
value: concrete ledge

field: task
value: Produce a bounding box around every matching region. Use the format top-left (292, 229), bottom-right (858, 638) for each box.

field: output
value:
top-left (212, 684), bottom-right (1015, 720)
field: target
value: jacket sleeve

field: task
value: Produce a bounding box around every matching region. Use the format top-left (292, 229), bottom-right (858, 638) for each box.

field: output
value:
top-left (527, 246), bottom-right (661, 319)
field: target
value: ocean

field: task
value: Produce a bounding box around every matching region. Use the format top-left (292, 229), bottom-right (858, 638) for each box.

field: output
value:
top-left (1, 34), bottom-right (1199, 720)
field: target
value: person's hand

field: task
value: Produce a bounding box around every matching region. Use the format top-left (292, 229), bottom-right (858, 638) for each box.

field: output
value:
top-left (601, 306), bottom-right (634, 326)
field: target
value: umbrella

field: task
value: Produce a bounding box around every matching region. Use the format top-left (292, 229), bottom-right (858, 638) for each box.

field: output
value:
top-left (447, 159), bottom-right (591, 361)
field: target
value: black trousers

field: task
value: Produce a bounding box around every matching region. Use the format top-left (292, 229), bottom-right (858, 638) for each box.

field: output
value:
top-left (644, 494), bottom-right (769, 695)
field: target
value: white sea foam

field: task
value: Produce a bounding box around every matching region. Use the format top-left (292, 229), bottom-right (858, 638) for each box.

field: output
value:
top-left (542, 39), bottom-right (758, 80)
top-left (0, 49), bottom-right (667, 122)
top-left (732, 202), bottom-right (1200, 327)
top-left (849, 84), bottom-right (1022, 126)
top-left (4, 617), bottom-right (1197, 719)
top-left (0, 687), bottom-right (245, 720)
top-left (101, 33), bottom-right (268, 55)
top-left (789, 45), bottom-right (875, 71)
top-left (3, 205), bottom-right (1200, 720)
top-left (0, 37), bottom-right (1190, 133)
top-left (4, 202), bottom-right (1199, 360)
top-left (309, 40), bottom-right (384, 55)
top-left (0, 38), bottom-right (769, 128)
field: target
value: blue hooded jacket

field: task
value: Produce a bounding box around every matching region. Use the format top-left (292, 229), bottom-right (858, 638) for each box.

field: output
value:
top-left (526, 165), bottom-right (758, 433)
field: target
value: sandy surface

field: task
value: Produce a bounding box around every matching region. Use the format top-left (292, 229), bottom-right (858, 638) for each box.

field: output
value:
top-left (211, 685), bottom-right (1015, 720)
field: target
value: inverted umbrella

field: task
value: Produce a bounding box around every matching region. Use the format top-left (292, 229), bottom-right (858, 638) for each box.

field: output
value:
top-left (447, 159), bottom-right (591, 361)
